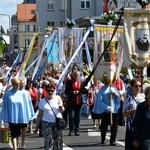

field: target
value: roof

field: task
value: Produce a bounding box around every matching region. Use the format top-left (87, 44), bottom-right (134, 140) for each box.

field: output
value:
top-left (17, 4), bottom-right (36, 22)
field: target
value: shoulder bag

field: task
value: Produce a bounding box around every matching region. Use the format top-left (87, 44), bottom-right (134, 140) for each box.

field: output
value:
top-left (45, 98), bottom-right (66, 130)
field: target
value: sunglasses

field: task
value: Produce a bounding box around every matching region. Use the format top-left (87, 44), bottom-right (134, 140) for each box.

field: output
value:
top-left (134, 85), bottom-right (142, 88)
top-left (47, 89), bottom-right (55, 92)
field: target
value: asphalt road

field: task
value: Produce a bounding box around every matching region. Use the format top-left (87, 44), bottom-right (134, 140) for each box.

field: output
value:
top-left (0, 115), bottom-right (126, 150)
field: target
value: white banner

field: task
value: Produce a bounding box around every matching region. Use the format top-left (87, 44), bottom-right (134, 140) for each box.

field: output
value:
top-left (58, 28), bottom-right (83, 69)
top-left (123, 8), bottom-right (150, 67)
top-left (94, 25), bottom-right (124, 83)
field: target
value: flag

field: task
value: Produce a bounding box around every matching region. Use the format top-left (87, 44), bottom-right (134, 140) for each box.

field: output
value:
top-left (20, 33), bottom-right (38, 75)
top-left (123, 8), bottom-right (150, 67)
top-left (94, 25), bottom-right (124, 83)
top-left (31, 31), bottom-right (57, 80)
top-left (46, 37), bottom-right (59, 65)
top-left (58, 28), bottom-right (83, 69)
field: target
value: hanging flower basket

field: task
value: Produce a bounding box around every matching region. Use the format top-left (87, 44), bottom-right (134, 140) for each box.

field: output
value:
top-left (100, 11), bottom-right (118, 23)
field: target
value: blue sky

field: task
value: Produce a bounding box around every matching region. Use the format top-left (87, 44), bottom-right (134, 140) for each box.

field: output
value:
top-left (0, 0), bottom-right (23, 32)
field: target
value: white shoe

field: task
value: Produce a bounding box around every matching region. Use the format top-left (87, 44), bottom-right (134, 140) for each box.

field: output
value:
top-left (88, 114), bottom-right (91, 119)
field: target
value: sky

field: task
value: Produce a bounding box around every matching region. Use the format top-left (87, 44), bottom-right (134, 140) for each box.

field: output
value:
top-left (0, 0), bottom-right (23, 33)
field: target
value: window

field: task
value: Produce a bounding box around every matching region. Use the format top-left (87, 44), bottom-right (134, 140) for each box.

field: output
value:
top-left (60, 0), bottom-right (67, 10)
top-left (27, 39), bottom-right (30, 46)
top-left (47, 21), bottom-right (55, 27)
top-left (25, 25), bottom-right (30, 32)
top-left (33, 25), bottom-right (36, 32)
top-left (81, 0), bottom-right (91, 9)
top-left (25, 39), bottom-right (30, 48)
top-left (60, 21), bottom-right (65, 27)
top-left (27, 25), bottom-right (30, 32)
top-left (31, 10), bottom-right (35, 14)
top-left (47, 0), bottom-right (54, 10)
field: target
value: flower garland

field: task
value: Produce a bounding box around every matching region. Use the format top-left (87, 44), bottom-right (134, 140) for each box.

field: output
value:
top-left (66, 18), bottom-right (76, 28)
top-left (100, 11), bottom-right (118, 22)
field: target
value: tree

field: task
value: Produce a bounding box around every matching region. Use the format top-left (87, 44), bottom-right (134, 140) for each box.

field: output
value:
top-left (0, 26), bottom-right (5, 34)
top-left (0, 40), bottom-right (6, 54)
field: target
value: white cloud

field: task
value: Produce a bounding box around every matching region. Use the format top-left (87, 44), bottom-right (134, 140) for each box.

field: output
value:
top-left (0, 0), bottom-right (23, 32)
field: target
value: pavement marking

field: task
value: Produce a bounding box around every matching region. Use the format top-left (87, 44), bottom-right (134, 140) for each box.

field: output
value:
top-left (88, 129), bottom-right (125, 146)
top-left (63, 144), bottom-right (73, 150)
top-left (8, 139), bottom-right (73, 150)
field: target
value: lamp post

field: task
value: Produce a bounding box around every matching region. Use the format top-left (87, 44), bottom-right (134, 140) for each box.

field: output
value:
top-left (0, 14), bottom-right (10, 31)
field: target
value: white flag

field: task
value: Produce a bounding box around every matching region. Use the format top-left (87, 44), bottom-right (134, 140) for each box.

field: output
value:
top-left (123, 8), bottom-right (150, 67)
top-left (58, 28), bottom-right (83, 69)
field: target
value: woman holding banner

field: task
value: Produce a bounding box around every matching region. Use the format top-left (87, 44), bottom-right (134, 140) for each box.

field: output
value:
top-left (92, 75), bottom-right (120, 146)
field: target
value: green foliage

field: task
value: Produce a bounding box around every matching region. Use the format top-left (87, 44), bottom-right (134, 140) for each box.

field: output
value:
top-left (0, 41), bottom-right (6, 53)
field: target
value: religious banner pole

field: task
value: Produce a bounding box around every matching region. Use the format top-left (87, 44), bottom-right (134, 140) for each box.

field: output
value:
top-left (109, 77), bottom-right (113, 125)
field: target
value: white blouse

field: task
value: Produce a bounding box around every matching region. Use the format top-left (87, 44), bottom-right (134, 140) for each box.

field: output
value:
top-left (39, 95), bottom-right (63, 123)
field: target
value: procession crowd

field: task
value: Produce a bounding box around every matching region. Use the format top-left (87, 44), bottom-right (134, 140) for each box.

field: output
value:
top-left (0, 61), bottom-right (150, 150)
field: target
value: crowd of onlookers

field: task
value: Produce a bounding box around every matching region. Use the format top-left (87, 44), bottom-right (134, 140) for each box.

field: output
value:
top-left (0, 60), bottom-right (150, 150)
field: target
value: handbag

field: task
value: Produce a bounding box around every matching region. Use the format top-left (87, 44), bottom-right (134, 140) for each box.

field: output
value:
top-left (45, 98), bottom-right (66, 130)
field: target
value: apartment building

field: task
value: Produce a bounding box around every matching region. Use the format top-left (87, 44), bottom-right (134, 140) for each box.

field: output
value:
top-left (36, 0), bottom-right (103, 34)
top-left (17, 3), bottom-right (36, 50)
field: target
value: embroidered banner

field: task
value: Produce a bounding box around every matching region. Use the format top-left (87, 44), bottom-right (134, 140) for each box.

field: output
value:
top-left (123, 8), bottom-right (150, 67)
top-left (58, 28), bottom-right (83, 69)
top-left (94, 25), bottom-right (124, 83)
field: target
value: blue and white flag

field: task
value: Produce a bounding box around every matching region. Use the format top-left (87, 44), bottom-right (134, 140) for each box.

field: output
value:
top-left (46, 37), bottom-right (59, 65)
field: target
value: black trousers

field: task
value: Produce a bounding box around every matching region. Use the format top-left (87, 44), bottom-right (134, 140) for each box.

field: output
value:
top-left (68, 104), bottom-right (82, 133)
top-left (125, 129), bottom-right (134, 150)
top-left (101, 112), bottom-right (118, 143)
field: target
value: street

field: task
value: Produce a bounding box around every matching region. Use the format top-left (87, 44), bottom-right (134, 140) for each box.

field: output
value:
top-left (0, 115), bottom-right (126, 150)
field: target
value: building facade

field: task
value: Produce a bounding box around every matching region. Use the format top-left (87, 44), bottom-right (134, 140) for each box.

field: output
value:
top-left (36, 0), bottom-right (103, 34)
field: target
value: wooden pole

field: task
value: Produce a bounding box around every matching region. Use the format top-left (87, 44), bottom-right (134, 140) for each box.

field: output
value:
top-left (110, 84), bottom-right (113, 126)
top-left (140, 67), bottom-right (144, 93)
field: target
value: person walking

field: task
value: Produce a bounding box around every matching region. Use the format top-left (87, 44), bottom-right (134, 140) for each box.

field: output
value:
top-left (1, 77), bottom-right (34, 150)
top-left (133, 86), bottom-right (150, 150)
top-left (34, 82), bottom-right (65, 150)
top-left (123, 78), bottom-right (145, 150)
top-left (37, 79), bottom-right (49, 136)
top-left (113, 76), bottom-right (126, 126)
top-left (92, 75), bottom-right (120, 146)
top-left (18, 78), bottom-right (28, 148)
top-left (87, 78), bottom-right (102, 129)
top-left (65, 70), bottom-right (87, 136)
top-left (25, 78), bottom-right (38, 134)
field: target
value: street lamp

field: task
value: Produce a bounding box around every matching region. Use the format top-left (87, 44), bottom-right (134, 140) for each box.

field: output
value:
top-left (0, 14), bottom-right (10, 30)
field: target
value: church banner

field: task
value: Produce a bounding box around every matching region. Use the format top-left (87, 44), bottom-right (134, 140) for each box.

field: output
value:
top-left (123, 8), bottom-right (150, 67)
top-left (58, 28), bottom-right (83, 69)
top-left (94, 25), bottom-right (124, 83)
